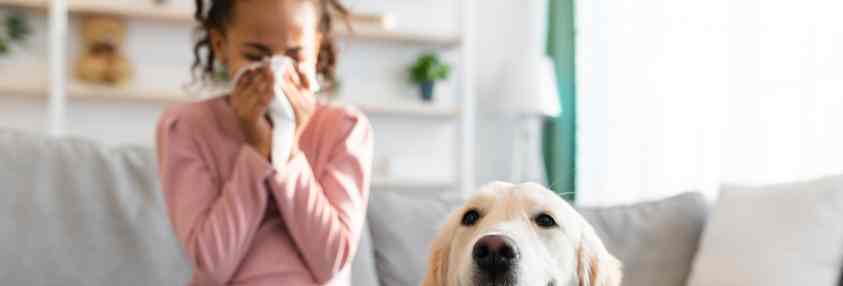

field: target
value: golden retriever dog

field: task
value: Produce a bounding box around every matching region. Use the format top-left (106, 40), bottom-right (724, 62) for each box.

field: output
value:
top-left (422, 182), bottom-right (621, 286)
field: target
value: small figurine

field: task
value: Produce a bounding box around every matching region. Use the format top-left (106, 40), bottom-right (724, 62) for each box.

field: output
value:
top-left (75, 16), bottom-right (132, 86)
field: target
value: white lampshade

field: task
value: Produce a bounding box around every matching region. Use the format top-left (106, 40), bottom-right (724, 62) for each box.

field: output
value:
top-left (497, 56), bottom-right (562, 117)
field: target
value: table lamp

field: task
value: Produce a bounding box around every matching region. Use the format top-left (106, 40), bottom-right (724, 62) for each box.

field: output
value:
top-left (497, 56), bottom-right (561, 183)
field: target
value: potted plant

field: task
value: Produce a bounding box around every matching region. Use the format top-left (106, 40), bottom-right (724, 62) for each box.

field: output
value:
top-left (0, 12), bottom-right (31, 56)
top-left (410, 53), bottom-right (450, 102)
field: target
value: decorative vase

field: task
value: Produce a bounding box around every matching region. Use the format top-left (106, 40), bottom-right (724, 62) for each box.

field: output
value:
top-left (420, 81), bottom-right (434, 102)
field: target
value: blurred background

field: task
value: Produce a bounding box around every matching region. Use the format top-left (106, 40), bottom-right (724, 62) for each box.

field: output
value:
top-left (0, 0), bottom-right (842, 206)
top-left (2, 1), bottom-right (843, 286)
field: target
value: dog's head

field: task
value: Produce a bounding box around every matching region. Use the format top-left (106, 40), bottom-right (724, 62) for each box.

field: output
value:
top-left (422, 182), bottom-right (621, 286)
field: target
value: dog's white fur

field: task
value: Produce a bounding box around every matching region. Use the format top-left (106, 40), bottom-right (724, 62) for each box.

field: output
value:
top-left (422, 182), bottom-right (622, 286)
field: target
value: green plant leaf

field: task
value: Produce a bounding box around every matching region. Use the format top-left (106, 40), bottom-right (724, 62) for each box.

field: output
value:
top-left (409, 53), bottom-right (451, 84)
top-left (0, 37), bottom-right (8, 55)
top-left (6, 13), bottom-right (30, 42)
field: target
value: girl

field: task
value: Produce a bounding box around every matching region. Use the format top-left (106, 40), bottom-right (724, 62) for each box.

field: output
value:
top-left (155, 0), bottom-right (372, 285)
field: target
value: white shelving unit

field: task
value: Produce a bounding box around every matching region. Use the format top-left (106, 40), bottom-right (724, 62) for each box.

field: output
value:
top-left (0, 0), bottom-right (475, 194)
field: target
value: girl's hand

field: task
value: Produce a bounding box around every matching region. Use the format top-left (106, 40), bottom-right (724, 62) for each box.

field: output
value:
top-left (279, 62), bottom-right (317, 159)
top-left (229, 66), bottom-right (275, 160)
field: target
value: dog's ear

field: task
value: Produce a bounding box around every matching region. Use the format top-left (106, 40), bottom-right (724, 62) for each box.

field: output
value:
top-left (421, 216), bottom-right (456, 286)
top-left (576, 225), bottom-right (622, 286)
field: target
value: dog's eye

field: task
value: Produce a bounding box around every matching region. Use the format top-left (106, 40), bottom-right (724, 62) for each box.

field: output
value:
top-left (534, 213), bottom-right (557, 228)
top-left (461, 209), bottom-right (481, 226)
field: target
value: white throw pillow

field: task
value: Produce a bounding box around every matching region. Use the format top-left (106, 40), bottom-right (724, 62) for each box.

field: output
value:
top-left (687, 175), bottom-right (843, 286)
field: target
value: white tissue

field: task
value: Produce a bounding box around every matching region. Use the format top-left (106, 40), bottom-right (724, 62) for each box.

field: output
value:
top-left (230, 55), bottom-right (297, 164)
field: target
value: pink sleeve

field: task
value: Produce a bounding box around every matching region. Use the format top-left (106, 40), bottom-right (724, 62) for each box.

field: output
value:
top-left (270, 112), bottom-right (374, 284)
top-left (156, 111), bottom-right (274, 286)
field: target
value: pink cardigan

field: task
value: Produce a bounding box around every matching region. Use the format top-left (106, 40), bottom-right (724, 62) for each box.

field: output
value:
top-left (156, 96), bottom-right (373, 286)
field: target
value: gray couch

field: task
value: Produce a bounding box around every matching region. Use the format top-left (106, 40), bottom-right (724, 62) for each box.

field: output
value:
top-left (0, 129), bottom-right (710, 286)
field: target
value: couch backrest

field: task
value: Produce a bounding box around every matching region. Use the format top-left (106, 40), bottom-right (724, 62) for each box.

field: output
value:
top-left (0, 130), bottom-right (191, 285)
top-left (0, 128), bottom-right (711, 286)
top-left (363, 189), bottom-right (710, 286)
top-left (578, 192), bottom-right (710, 286)
top-left (0, 129), bottom-right (378, 285)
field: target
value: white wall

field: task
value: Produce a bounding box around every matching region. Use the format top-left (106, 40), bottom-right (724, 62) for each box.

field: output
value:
top-left (474, 0), bottom-right (549, 185)
top-left (720, 0), bottom-right (843, 184)
top-left (0, 13), bottom-right (50, 134)
top-left (576, 0), bottom-right (729, 205)
top-left (576, 0), bottom-right (843, 205)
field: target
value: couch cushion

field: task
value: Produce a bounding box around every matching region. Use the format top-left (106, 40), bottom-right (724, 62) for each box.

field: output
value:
top-left (367, 190), bottom-right (465, 286)
top-left (578, 192), bottom-right (709, 286)
top-left (687, 176), bottom-right (843, 286)
top-left (0, 130), bottom-right (190, 285)
top-left (351, 221), bottom-right (381, 286)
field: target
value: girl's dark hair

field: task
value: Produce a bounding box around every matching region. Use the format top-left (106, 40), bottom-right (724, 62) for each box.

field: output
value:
top-left (192, 0), bottom-right (348, 87)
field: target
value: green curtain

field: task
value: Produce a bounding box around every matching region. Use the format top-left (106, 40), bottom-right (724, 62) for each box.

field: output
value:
top-left (543, 0), bottom-right (577, 200)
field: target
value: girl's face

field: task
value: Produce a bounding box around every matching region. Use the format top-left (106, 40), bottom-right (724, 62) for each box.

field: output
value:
top-left (210, 0), bottom-right (321, 90)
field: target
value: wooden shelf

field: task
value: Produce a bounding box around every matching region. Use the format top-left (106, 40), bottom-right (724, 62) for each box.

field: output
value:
top-left (0, 0), bottom-right (39, 9)
top-left (0, 0), bottom-right (461, 47)
top-left (0, 80), bottom-right (187, 103)
top-left (337, 27), bottom-right (461, 48)
top-left (0, 0), bottom-right (193, 22)
top-left (330, 98), bottom-right (460, 118)
top-left (68, 83), bottom-right (187, 103)
top-left (0, 80), bottom-right (461, 118)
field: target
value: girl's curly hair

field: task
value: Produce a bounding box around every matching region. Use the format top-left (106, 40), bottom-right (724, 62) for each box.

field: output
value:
top-left (192, 0), bottom-right (348, 88)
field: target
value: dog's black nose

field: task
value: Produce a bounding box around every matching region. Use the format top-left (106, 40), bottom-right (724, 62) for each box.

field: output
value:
top-left (473, 234), bottom-right (519, 274)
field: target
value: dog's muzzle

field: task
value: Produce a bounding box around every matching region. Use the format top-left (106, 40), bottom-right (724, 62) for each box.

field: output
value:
top-left (473, 234), bottom-right (519, 277)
